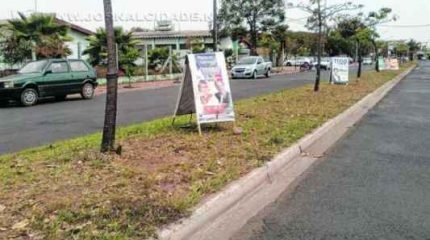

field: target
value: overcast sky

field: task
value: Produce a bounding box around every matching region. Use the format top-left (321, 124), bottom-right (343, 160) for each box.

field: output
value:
top-left (1, 0), bottom-right (430, 43)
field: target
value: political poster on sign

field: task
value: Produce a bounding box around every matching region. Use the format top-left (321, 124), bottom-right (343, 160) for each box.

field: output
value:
top-left (384, 58), bottom-right (391, 70)
top-left (173, 52), bottom-right (235, 134)
top-left (331, 57), bottom-right (349, 84)
top-left (388, 58), bottom-right (400, 70)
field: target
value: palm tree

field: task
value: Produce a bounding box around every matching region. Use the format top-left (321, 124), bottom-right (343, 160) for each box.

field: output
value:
top-left (5, 12), bottom-right (71, 60)
top-left (83, 27), bottom-right (140, 67)
top-left (101, 0), bottom-right (119, 153)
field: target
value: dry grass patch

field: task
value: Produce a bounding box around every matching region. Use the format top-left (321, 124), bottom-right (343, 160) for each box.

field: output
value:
top-left (0, 64), bottom-right (414, 239)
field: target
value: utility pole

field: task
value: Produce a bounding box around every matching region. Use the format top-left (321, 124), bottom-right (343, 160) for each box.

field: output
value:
top-left (212, 0), bottom-right (218, 52)
top-left (101, 0), bottom-right (119, 153)
top-left (34, 0), bottom-right (38, 12)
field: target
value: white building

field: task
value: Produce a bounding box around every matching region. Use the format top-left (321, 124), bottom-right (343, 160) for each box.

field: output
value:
top-left (56, 18), bottom-right (94, 60)
top-left (133, 29), bottom-right (215, 58)
top-left (132, 20), bottom-right (241, 58)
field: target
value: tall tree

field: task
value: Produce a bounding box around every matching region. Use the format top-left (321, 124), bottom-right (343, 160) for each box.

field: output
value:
top-left (101, 0), bottom-right (119, 153)
top-left (336, 16), bottom-right (372, 79)
top-left (289, 1), bottom-right (362, 91)
top-left (407, 39), bottom-right (421, 61)
top-left (259, 32), bottom-right (280, 62)
top-left (333, 8), bottom-right (394, 78)
top-left (363, 8), bottom-right (396, 72)
top-left (394, 42), bottom-right (409, 58)
top-left (219, 0), bottom-right (285, 55)
top-left (271, 24), bottom-right (289, 66)
top-left (285, 31), bottom-right (318, 57)
top-left (326, 30), bottom-right (354, 56)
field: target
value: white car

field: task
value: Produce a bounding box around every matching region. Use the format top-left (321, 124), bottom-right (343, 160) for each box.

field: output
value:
top-left (231, 57), bottom-right (273, 79)
top-left (313, 57), bottom-right (331, 70)
top-left (283, 57), bottom-right (313, 67)
top-left (362, 57), bottom-right (373, 65)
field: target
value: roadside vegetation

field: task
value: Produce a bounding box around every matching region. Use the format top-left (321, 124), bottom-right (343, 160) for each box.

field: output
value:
top-left (0, 62), bottom-right (415, 239)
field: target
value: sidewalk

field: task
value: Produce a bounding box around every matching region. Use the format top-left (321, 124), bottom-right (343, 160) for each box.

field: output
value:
top-left (233, 63), bottom-right (430, 239)
top-left (93, 67), bottom-right (301, 96)
top-left (94, 80), bottom-right (179, 96)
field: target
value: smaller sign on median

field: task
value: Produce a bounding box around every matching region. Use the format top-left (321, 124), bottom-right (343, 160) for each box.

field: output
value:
top-left (331, 57), bottom-right (350, 84)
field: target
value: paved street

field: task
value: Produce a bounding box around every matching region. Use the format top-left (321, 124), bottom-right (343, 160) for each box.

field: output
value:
top-left (0, 70), bottom-right (326, 154)
top-left (231, 62), bottom-right (430, 240)
top-left (0, 66), bottom-right (368, 154)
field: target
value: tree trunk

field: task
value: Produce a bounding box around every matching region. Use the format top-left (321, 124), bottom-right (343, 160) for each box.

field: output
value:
top-left (372, 40), bottom-right (379, 72)
top-left (250, 14), bottom-right (258, 56)
top-left (357, 40), bottom-right (362, 80)
top-left (276, 42), bottom-right (285, 67)
top-left (250, 28), bottom-right (258, 56)
top-left (314, 0), bottom-right (322, 92)
top-left (101, 0), bottom-right (119, 153)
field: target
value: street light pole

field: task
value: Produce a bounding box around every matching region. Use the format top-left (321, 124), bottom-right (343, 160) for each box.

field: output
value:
top-left (213, 0), bottom-right (218, 52)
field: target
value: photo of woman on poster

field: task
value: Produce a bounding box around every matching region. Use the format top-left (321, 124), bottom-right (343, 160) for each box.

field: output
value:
top-left (333, 68), bottom-right (341, 83)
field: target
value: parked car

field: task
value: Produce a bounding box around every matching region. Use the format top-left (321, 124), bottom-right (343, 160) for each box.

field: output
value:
top-left (283, 57), bottom-right (313, 67)
top-left (363, 57), bottom-right (373, 65)
top-left (313, 57), bottom-right (331, 70)
top-left (231, 56), bottom-right (272, 79)
top-left (0, 59), bottom-right (98, 106)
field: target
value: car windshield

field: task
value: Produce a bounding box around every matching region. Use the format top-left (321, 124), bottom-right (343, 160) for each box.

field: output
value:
top-left (19, 60), bottom-right (48, 74)
top-left (238, 57), bottom-right (257, 65)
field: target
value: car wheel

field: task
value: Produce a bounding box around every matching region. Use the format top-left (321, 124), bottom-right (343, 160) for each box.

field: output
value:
top-left (265, 69), bottom-right (271, 78)
top-left (286, 63), bottom-right (292, 67)
top-left (252, 71), bottom-right (257, 79)
top-left (20, 88), bottom-right (38, 107)
top-left (81, 83), bottom-right (95, 100)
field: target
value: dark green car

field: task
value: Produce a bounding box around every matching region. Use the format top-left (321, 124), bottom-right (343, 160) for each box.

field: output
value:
top-left (0, 59), bottom-right (98, 106)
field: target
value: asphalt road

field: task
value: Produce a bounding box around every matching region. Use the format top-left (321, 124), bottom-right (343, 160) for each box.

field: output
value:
top-left (0, 67), bottom-right (365, 154)
top-left (231, 62), bottom-right (430, 240)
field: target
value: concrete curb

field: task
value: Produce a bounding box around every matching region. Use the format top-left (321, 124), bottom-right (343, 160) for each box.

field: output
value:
top-left (158, 65), bottom-right (416, 240)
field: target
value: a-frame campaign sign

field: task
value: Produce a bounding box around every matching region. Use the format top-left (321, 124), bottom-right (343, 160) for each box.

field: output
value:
top-left (173, 52), bottom-right (235, 135)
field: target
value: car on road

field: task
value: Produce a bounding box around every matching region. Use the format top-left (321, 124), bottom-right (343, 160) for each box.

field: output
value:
top-left (283, 57), bottom-right (313, 67)
top-left (0, 59), bottom-right (98, 106)
top-left (231, 56), bottom-right (272, 79)
top-left (363, 57), bottom-right (373, 65)
top-left (313, 57), bottom-right (331, 70)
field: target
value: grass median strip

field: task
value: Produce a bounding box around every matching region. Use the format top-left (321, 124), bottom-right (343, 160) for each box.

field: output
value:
top-left (0, 63), bottom-right (414, 239)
